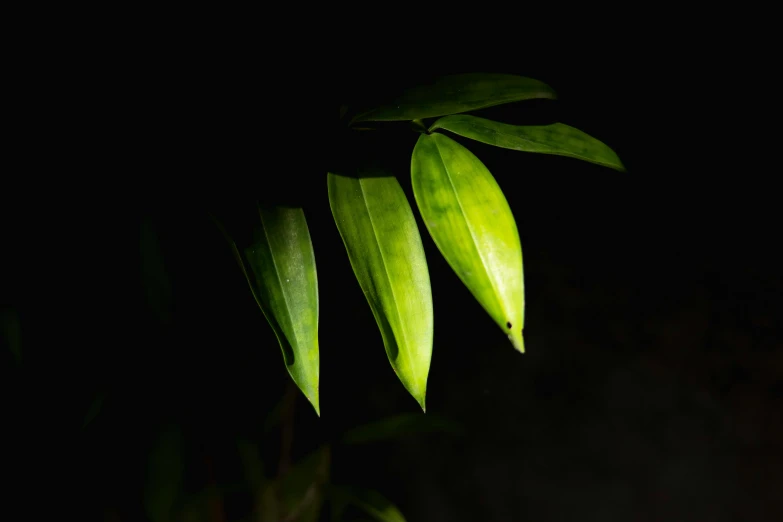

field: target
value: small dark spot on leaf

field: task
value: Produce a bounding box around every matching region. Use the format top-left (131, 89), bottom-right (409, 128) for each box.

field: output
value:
top-left (506, 322), bottom-right (512, 329)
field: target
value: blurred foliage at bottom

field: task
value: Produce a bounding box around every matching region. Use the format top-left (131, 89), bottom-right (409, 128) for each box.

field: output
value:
top-left (100, 384), bottom-right (457, 521)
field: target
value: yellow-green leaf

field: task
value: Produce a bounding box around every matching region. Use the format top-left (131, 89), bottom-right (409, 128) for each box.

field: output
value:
top-left (222, 206), bottom-right (320, 415)
top-left (350, 73), bottom-right (556, 124)
top-left (328, 170), bottom-right (432, 410)
top-left (430, 114), bottom-right (625, 171)
top-left (411, 133), bottom-right (524, 352)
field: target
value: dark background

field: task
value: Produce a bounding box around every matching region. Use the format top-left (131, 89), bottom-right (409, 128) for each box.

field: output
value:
top-left (4, 41), bottom-right (781, 521)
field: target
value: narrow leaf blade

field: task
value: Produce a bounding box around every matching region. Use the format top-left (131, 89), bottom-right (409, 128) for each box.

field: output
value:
top-left (328, 170), bottom-right (433, 409)
top-left (351, 73), bottom-right (556, 124)
top-left (411, 133), bottom-right (525, 352)
top-left (227, 206), bottom-right (320, 415)
top-left (430, 114), bottom-right (625, 171)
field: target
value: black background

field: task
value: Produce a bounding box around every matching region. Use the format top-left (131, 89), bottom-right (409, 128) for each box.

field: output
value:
top-left (4, 37), bottom-right (781, 521)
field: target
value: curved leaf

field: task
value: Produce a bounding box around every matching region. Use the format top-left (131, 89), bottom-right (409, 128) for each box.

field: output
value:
top-left (278, 445), bottom-right (330, 522)
top-left (341, 413), bottom-right (463, 445)
top-left (328, 170), bottom-right (432, 410)
top-left (221, 206), bottom-right (320, 415)
top-left (329, 486), bottom-right (407, 522)
top-left (350, 73), bottom-right (556, 124)
top-left (430, 114), bottom-right (625, 171)
top-left (411, 133), bottom-right (525, 352)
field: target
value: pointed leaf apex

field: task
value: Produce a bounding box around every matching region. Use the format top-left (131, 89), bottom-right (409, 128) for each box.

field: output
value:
top-left (329, 171), bottom-right (433, 413)
top-left (298, 381), bottom-right (320, 417)
top-left (408, 379), bottom-right (427, 412)
top-left (509, 331), bottom-right (525, 353)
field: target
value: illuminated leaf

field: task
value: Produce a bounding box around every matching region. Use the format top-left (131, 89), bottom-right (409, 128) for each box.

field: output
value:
top-left (411, 133), bottom-right (525, 352)
top-left (328, 170), bottom-right (432, 409)
top-left (221, 206), bottom-right (320, 415)
top-left (351, 73), bottom-right (555, 123)
top-left (430, 114), bottom-right (625, 171)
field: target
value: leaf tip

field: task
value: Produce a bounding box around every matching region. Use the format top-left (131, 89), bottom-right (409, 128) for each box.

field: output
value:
top-left (406, 379), bottom-right (427, 413)
top-left (308, 394), bottom-right (321, 417)
top-left (608, 150), bottom-right (626, 172)
top-left (296, 378), bottom-right (321, 417)
top-left (508, 331), bottom-right (525, 353)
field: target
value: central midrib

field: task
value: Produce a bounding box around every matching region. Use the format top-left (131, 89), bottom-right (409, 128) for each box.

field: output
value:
top-left (357, 179), bottom-right (417, 388)
top-left (432, 137), bottom-right (506, 323)
top-left (448, 119), bottom-right (611, 167)
top-left (259, 210), bottom-right (301, 356)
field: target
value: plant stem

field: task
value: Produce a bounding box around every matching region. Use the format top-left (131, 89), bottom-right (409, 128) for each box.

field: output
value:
top-left (411, 119), bottom-right (428, 133)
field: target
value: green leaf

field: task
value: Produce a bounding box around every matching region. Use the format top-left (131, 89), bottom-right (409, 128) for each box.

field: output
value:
top-left (411, 133), bottom-right (525, 352)
top-left (328, 170), bottom-right (433, 410)
top-left (350, 73), bottom-right (556, 124)
top-left (278, 445), bottom-right (330, 522)
top-left (220, 206), bottom-right (320, 416)
top-left (341, 413), bottom-right (462, 445)
top-left (329, 486), bottom-right (407, 522)
top-left (430, 114), bottom-right (626, 171)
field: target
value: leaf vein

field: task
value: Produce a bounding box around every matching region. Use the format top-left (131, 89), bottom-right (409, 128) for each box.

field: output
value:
top-left (357, 180), bottom-right (415, 378)
top-left (432, 137), bottom-right (507, 324)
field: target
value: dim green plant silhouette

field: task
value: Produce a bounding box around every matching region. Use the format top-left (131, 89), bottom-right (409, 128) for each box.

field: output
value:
top-left (71, 72), bottom-right (628, 522)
